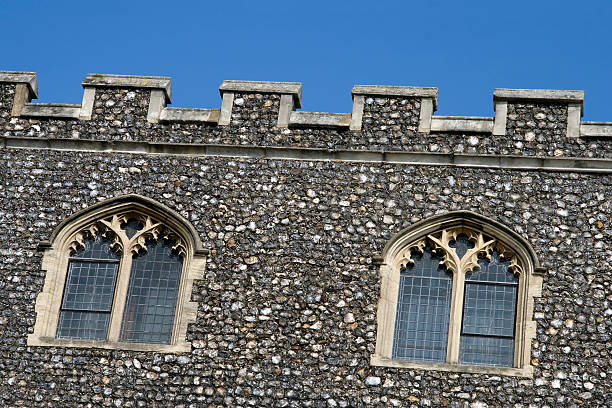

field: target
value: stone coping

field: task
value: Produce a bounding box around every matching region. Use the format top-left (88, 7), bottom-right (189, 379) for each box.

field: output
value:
top-left (433, 116), bottom-right (494, 120)
top-left (219, 80), bottom-right (302, 108)
top-left (289, 111), bottom-right (351, 127)
top-left (82, 74), bottom-right (172, 103)
top-left (21, 103), bottom-right (81, 119)
top-left (0, 70), bottom-right (38, 98)
top-left (352, 85), bottom-right (439, 110)
top-left (159, 107), bottom-right (220, 123)
top-left (580, 122), bottom-right (612, 137)
top-left (430, 116), bottom-right (494, 133)
top-left (2, 136), bottom-right (611, 174)
top-left (494, 88), bottom-right (584, 113)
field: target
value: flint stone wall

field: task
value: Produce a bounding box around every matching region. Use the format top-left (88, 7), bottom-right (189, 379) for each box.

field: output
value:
top-left (2, 83), bottom-right (610, 158)
top-left (0, 75), bottom-right (611, 407)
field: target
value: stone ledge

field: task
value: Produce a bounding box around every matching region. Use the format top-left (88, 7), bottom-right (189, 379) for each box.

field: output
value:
top-left (82, 74), bottom-right (172, 103)
top-left (289, 111), bottom-right (351, 127)
top-left (2, 136), bottom-right (611, 174)
top-left (0, 70), bottom-right (38, 98)
top-left (219, 80), bottom-right (302, 108)
top-left (27, 336), bottom-right (191, 353)
top-left (370, 355), bottom-right (533, 378)
top-left (494, 88), bottom-right (584, 113)
top-left (580, 122), bottom-right (612, 138)
top-left (352, 85), bottom-right (438, 110)
top-left (431, 116), bottom-right (493, 133)
top-left (159, 107), bottom-right (220, 123)
top-left (21, 103), bottom-right (81, 119)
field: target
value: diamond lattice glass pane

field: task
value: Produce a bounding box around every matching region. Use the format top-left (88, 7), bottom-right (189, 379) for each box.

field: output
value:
top-left (462, 283), bottom-right (517, 337)
top-left (71, 234), bottom-right (120, 260)
top-left (121, 218), bottom-right (144, 239)
top-left (61, 261), bottom-right (119, 311)
top-left (120, 237), bottom-right (183, 344)
top-left (56, 310), bottom-right (110, 341)
top-left (459, 335), bottom-right (515, 367)
top-left (392, 247), bottom-right (452, 362)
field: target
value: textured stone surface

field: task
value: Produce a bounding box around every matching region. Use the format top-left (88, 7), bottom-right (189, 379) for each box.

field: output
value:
top-left (0, 148), bottom-right (610, 407)
top-left (0, 80), bottom-right (611, 407)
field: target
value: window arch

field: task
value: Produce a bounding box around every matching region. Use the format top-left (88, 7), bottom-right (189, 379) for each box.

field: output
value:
top-left (29, 195), bottom-right (208, 353)
top-left (371, 211), bottom-right (545, 377)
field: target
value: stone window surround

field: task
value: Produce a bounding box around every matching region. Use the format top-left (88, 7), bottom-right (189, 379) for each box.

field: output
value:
top-left (371, 211), bottom-right (545, 377)
top-left (28, 194), bottom-right (208, 353)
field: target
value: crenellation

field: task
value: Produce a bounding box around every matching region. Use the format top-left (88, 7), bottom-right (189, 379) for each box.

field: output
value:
top-left (82, 73), bottom-right (172, 103)
top-left (218, 80), bottom-right (302, 128)
top-left (0, 71), bottom-right (610, 156)
top-left (350, 85), bottom-right (437, 132)
top-left (0, 71), bottom-right (38, 117)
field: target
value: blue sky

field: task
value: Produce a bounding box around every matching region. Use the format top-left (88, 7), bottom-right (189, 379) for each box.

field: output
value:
top-left (1, 1), bottom-right (611, 120)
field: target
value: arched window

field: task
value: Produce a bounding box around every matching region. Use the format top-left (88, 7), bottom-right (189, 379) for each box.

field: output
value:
top-left (372, 212), bottom-right (544, 377)
top-left (29, 195), bottom-right (207, 353)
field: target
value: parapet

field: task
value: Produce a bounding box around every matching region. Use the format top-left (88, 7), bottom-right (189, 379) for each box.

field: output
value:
top-left (1, 70), bottom-right (610, 140)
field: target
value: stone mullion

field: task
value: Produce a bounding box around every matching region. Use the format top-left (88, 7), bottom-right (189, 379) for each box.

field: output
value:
top-left (107, 253), bottom-right (133, 342)
top-left (446, 270), bottom-right (466, 364)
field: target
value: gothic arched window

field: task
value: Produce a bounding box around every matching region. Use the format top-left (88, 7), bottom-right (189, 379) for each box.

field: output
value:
top-left (29, 195), bottom-right (207, 352)
top-left (372, 212), bottom-right (544, 377)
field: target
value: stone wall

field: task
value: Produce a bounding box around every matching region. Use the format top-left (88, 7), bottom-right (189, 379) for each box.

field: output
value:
top-left (0, 72), bottom-right (611, 407)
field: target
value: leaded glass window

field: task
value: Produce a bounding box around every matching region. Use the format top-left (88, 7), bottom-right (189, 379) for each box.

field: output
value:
top-left (120, 237), bottom-right (183, 344)
top-left (389, 227), bottom-right (523, 369)
top-left (459, 250), bottom-right (518, 367)
top-left (53, 212), bottom-right (188, 345)
top-left (56, 234), bottom-right (120, 340)
top-left (30, 196), bottom-right (207, 353)
top-left (392, 246), bottom-right (452, 362)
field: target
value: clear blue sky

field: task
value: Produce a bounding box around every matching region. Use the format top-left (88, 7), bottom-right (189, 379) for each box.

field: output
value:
top-left (1, 1), bottom-right (611, 120)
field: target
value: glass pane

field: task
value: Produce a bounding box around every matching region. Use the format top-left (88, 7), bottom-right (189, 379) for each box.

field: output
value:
top-left (462, 283), bottom-right (517, 337)
top-left (56, 310), bottom-right (110, 341)
top-left (121, 218), bottom-right (144, 239)
top-left (71, 234), bottom-right (120, 260)
top-left (120, 237), bottom-right (183, 344)
top-left (459, 335), bottom-right (514, 367)
top-left (61, 261), bottom-right (118, 311)
top-left (392, 247), bottom-right (452, 362)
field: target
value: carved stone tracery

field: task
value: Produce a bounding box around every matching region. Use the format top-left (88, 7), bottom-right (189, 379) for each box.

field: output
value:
top-left (397, 227), bottom-right (523, 276)
top-left (68, 222), bottom-right (122, 255)
top-left (68, 211), bottom-right (187, 258)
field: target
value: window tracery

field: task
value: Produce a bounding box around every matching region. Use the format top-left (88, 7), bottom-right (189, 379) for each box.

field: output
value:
top-left (372, 211), bottom-right (544, 377)
top-left (29, 195), bottom-right (207, 353)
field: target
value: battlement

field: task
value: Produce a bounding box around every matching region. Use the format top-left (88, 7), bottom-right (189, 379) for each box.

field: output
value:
top-left (2, 70), bottom-right (611, 140)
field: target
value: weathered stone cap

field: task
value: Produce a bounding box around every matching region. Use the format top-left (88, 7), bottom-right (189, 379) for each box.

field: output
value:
top-left (352, 85), bottom-right (439, 110)
top-left (82, 74), bottom-right (172, 103)
top-left (494, 88), bottom-right (584, 113)
top-left (0, 71), bottom-right (38, 98)
top-left (219, 80), bottom-right (302, 108)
